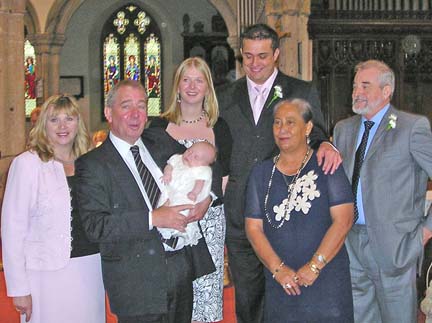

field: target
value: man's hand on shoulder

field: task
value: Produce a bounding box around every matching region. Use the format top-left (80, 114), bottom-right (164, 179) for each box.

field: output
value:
top-left (316, 142), bottom-right (343, 175)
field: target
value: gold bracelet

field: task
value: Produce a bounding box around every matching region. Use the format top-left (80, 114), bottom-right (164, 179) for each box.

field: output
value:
top-left (308, 262), bottom-right (320, 276)
top-left (272, 261), bottom-right (285, 279)
top-left (314, 253), bottom-right (328, 265)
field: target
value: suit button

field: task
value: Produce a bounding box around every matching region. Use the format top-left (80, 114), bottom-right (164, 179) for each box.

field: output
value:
top-left (256, 135), bottom-right (260, 139)
top-left (136, 254), bottom-right (140, 258)
top-left (253, 158), bottom-right (258, 162)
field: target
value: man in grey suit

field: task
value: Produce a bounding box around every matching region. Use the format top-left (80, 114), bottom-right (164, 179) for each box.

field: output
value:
top-left (75, 80), bottom-right (214, 323)
top-left (333, 59), bottom-right (432, 323)
top-left (217, 23), bottom-right (342, 323)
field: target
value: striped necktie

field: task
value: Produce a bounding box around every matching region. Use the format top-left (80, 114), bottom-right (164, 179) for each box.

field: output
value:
top-left (130, 145), bottom-right (161, 209)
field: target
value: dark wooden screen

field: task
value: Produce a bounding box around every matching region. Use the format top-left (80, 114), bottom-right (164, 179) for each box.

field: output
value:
top-left (309, 1), bottom-right (432, 133)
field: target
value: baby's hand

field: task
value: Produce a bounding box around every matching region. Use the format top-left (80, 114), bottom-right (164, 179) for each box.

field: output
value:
top-left (187, 192), bottom-right (197, 202)
top-left (161, 173), bottom-right (172, 184)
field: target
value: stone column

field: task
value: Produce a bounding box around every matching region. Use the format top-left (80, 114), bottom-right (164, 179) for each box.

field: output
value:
top-left (27, 33), bottom-right (65, 101)
top-left (265, 0), bottom-right (313, 80)
top-left (227, 35), bottom-right (243, 78)
top-left (0, 0), bottom-right (26, 208)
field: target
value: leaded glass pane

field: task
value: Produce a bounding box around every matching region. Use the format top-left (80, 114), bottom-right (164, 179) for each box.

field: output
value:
top-left (103, 34), bottom-right (120, 102)
top-left (24, 40), bottom-right (36, 117)
top-left (134, 11), bottom-right (151, 34)
top-left (145, 34), bottom-right (161, 116)
top-left (113, 11), bottom-right (129, 35)
top-left (101, 4), bottom-right (162, 119)
top-left (124, 34), bottom-right (140, 81)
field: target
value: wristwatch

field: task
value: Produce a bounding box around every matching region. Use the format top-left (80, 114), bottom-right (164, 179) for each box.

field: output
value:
top-left (315, 253), bottom-right (327, 265)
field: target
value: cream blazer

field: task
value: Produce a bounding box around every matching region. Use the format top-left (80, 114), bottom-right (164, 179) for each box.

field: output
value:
top-left (1, 151), bottom-right (72, 297)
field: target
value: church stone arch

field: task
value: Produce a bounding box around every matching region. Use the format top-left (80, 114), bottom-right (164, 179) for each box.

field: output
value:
top-left (46, 0), bottom-right (239, 53)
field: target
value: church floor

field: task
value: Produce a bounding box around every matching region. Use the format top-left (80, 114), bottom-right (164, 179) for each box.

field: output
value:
top-left (0, 265), bottom-right (426, 323)
top-left (0, 263), bottom-right (237, 323)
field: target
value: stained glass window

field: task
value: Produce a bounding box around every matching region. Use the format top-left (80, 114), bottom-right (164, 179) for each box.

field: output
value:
top-left (144, 34), bottom-right (161, 116)
top-left (124, 34), bottom-right (140, 81)
top-left (24, 40), bottom-right (37, 117)
top-left (101, 4), bottom-right (162, 117)
top-left (103, 34), bottom-right (120, 94)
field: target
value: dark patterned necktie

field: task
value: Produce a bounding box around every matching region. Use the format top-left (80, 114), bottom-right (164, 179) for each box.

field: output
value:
top-left (352, 120), bottom-right (375, 223)
top-left (130, 145), bottom-right (161, 209)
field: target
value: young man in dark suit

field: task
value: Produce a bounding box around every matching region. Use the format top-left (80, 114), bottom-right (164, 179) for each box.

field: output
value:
top-left (217, 24), bottom-right (341, 323)
top-left (75, 80), bottom-right (214, 323)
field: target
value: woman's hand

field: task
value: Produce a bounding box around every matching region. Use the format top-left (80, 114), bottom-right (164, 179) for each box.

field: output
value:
top-left (13, 295), bottom-right (32, 322)
top-left (296, 262), bottom-right (320, 288)
top-left (186, 196), bottom-right (211, 222)
top-left (275, 265), bottom-right (301, 296)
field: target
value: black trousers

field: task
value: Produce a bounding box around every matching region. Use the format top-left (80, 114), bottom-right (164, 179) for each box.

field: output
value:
top-left (226, 238), bottom-right (265, 323)
top-left (118, 248), bottom-right (193, 323)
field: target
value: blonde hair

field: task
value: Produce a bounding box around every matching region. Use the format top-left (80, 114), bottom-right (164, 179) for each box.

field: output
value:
top-left (161, 57), bottom-right (219, 127)
top-left (28, 94), bottom-right (92, 162)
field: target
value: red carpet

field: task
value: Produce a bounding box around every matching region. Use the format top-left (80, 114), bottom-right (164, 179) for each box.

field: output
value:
top-left (0, 267), bottom-right (236, 323)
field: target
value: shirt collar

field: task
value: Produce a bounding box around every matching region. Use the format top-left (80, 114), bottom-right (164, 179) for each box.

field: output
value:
top-left (109, 132), bottom-right (145, 158)
top-left (362, 103), bottom-right (390, 127)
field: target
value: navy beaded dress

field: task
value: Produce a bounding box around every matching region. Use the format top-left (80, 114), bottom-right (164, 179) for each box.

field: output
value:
top-left (245, 151), bottom-right (354, 323)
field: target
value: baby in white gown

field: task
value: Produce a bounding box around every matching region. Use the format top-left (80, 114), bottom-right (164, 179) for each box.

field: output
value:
top-left (158, 141), bottom-right (216, 247)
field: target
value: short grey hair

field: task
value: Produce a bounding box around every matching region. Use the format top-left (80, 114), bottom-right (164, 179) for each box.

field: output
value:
top-left (354, 60), bottom-right (395, 97)
top-left (105, 80), bottom-right (148, 108)
top-left (273, 98), bottom-right (313, 123)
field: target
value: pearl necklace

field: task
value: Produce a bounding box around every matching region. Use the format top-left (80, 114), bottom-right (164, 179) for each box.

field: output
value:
top-left (264, 147), bottom-right (311, 229)
top-left (182, 110), bottom-right (207, 124)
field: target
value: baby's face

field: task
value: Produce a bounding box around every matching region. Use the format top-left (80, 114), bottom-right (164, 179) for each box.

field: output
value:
top-left (182, 143), bottom-right (215, 167)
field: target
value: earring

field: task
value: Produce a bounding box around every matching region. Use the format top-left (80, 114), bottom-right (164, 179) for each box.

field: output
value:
top-left (306, 134), bottom-right (310, 145)
top-left (176, 93), bottom-right (181, 103)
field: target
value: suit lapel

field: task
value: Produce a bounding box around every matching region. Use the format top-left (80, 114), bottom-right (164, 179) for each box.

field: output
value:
top-left (100, 138), bottom-right (147, 206)
top-left (364, 106), bottom-right (395, 162)
top-left (256, 72), bottom-right (285, 126)
top-left (345, 116), bottom-right (362, 179)
top-left (235, 78), bottom-right (256, 125)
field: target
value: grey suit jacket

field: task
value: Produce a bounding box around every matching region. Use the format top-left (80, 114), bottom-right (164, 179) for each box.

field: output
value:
top-left (333, 106), bottom-right (432, 272)
top-left (217, 71), bottom-right (328, 240)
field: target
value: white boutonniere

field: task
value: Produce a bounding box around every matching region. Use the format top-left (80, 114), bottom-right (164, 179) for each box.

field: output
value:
top-left (266, 85), bottom-right (283, 108)
top-left (386, 114), bottom-right (397, 130)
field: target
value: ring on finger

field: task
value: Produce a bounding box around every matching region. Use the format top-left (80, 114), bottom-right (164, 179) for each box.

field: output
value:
top-left (284, 283), bottom-right (292, 289)
top-left (293, 276), bottom-right (299, 282)
top-left (304, 284), bottom-right (309, 287)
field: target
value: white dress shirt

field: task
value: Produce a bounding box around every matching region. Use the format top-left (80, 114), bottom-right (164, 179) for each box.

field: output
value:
top-left (109, 132), bottom-right (164, 229)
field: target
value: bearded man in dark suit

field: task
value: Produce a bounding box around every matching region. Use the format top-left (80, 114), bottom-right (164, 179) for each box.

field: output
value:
top-left (217, 23), bottom-right (342, 323)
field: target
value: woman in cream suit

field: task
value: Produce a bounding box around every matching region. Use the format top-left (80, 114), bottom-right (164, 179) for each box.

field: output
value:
top-left (1, 95), bottom-right (105, 323)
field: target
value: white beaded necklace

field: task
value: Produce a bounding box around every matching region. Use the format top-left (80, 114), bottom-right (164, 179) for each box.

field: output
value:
top-left (264, 147), bottom-right (311, 229)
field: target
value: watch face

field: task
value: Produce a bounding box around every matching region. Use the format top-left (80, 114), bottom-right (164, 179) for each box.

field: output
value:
top-left (316, 254), bottom-right (326, 264)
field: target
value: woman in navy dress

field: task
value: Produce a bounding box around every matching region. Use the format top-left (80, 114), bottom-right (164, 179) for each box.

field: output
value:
top-left (245, 98), bottom-right (354, 323)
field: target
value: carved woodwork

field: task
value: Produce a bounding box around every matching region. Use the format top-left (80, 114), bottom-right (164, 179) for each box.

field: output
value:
top-left (309, 4), bottom-right (432, 133)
